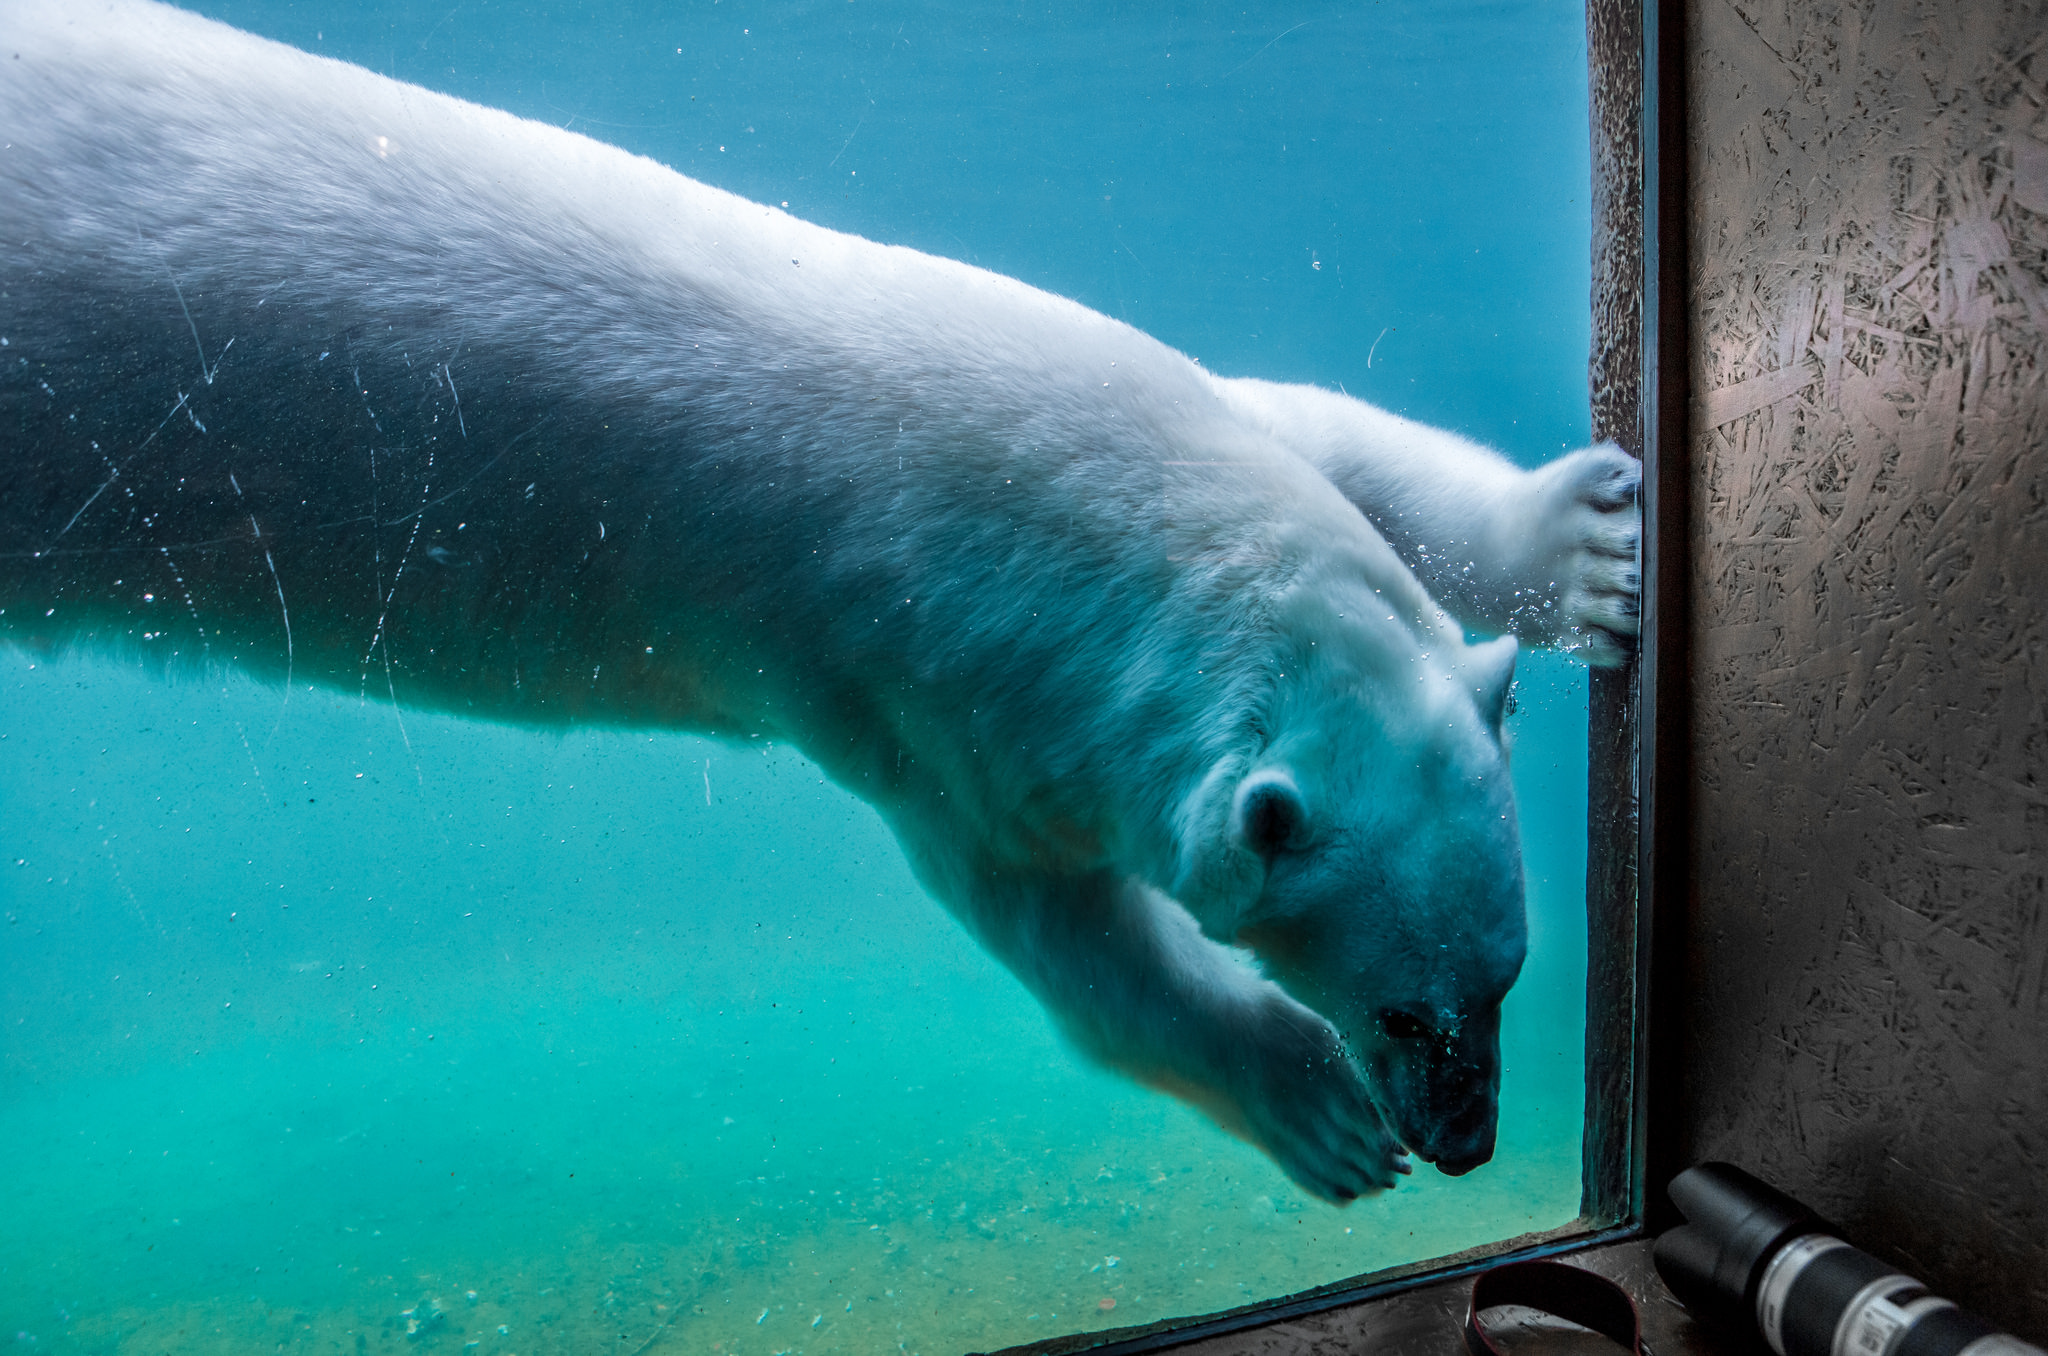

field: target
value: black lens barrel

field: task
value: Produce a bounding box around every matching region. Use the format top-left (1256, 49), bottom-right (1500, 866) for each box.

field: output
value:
top-left (1653, 1163), bottom-right (2042, 1356)
top-left (1656, 1161), bottom-right (1825, 1332)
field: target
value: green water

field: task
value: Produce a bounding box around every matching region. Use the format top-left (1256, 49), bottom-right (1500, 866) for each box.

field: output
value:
top-left (1, 652), bottom-right (1585, 1355)
top-left (1, 2), bottom-right (1596, 1352)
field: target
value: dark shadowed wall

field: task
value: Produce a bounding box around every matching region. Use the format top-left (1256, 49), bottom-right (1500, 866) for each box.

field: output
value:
top-left (1682, 0), bottom-right (2048, 1332)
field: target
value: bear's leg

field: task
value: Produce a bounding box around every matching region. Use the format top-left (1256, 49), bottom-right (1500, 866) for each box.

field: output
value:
top-left (953, 864), bottom-right (1408, 1202)
top-left (1324, 438), bottom-right (1643, 664)
top-left (1211, 375), bottom-right (1641, 661)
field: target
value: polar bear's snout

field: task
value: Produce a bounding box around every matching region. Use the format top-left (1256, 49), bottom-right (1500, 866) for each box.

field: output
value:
top-left (1369, 1001), bottom-right (1504, 1176)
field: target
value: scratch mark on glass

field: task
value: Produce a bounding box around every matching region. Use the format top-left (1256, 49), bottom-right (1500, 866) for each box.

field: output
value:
top-left (163, 266), bottom-right (232, 385)
top-left (440, 362), bottom-right (467, 438)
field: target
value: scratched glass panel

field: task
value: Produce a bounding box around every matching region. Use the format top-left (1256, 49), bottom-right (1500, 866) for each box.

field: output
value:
top-left (0, 2), bottom-right (1618, 1353)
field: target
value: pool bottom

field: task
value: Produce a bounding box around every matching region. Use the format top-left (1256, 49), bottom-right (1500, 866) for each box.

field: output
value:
top-left (1, 986), bottom-right (1581, 1356)
top-left (0, 657), bottom-right (1587, 1355)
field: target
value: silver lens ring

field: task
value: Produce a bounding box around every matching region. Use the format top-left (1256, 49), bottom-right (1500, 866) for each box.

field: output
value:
top-left (1758, 1234), bottom-right (1848, 1356)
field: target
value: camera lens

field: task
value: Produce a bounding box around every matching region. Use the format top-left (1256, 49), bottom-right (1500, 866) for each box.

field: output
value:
top-left (1653, 1163), bottom-right (2043, 1356)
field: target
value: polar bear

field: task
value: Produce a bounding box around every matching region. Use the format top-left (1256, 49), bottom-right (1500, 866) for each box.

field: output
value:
top-left (0, 0), bottom-right (1638, 1202)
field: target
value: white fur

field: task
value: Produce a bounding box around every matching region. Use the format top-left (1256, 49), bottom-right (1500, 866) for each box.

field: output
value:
top-left (0, 0), bottom-right (1637, 1200)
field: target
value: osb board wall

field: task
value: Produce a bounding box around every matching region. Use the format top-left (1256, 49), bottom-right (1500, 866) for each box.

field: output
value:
top-left (1685, 0), bottom-right (2048, 1330)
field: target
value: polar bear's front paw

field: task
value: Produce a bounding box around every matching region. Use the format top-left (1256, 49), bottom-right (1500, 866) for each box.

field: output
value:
top-left (1232, 1002), bottom-right (1408, 1203)
top-left (1523, 443), bottom-right (1641, 666)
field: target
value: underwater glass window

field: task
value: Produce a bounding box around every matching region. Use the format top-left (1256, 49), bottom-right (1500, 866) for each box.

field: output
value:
top-left (0, 1), bottom-right (1646, 1353)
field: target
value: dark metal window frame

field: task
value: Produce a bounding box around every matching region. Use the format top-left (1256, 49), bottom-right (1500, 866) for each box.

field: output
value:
top-left (989, 1), bottom-right (1689, 1349)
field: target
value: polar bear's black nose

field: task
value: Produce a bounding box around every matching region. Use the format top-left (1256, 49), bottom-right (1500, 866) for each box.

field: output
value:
top-left (1375, 1004), bottom-right (1502, 1175)
top-left (1422, 1112), bottom-right (1498, 1176)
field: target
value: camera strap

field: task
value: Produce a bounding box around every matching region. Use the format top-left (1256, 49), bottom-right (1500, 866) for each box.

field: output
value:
top-left (1465, 1259), bottom-right (1649, 1356)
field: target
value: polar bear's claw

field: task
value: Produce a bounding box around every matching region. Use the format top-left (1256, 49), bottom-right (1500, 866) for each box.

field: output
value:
top-left (1538, 443), bottom-right (1643, 665)
top-left (1233, 1002), bottom-right (1406, 1202)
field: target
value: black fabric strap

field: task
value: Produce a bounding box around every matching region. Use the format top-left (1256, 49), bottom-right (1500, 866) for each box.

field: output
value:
top-left (1465, 1259), bottom-right (1649, 1356)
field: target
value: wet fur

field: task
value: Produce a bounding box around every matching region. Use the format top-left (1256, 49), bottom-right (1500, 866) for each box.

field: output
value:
top-left (0, 0), bottom-right (1638, 1200)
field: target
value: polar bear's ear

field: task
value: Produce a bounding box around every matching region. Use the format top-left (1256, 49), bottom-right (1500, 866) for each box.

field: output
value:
top-left (1233, 769), bottom-right (1311, 860)
top-left (1468, 636), bottom-right (1518, 735)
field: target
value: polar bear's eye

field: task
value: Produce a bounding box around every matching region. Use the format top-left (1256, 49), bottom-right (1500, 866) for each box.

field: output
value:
top-left (1380, 1010), bottom-right (1431, 1041)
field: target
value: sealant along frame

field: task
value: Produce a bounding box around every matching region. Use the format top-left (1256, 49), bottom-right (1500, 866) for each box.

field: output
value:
top-left (988, 0), bottom-right (1689, 1349)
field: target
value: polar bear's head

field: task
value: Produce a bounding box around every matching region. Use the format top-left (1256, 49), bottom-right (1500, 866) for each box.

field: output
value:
top-left (1175, 618), bottom-right (1527, 1178)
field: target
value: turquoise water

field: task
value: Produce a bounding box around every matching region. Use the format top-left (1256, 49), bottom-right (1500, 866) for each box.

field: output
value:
top-left (0, 3), bottom-right (1594, 1353)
